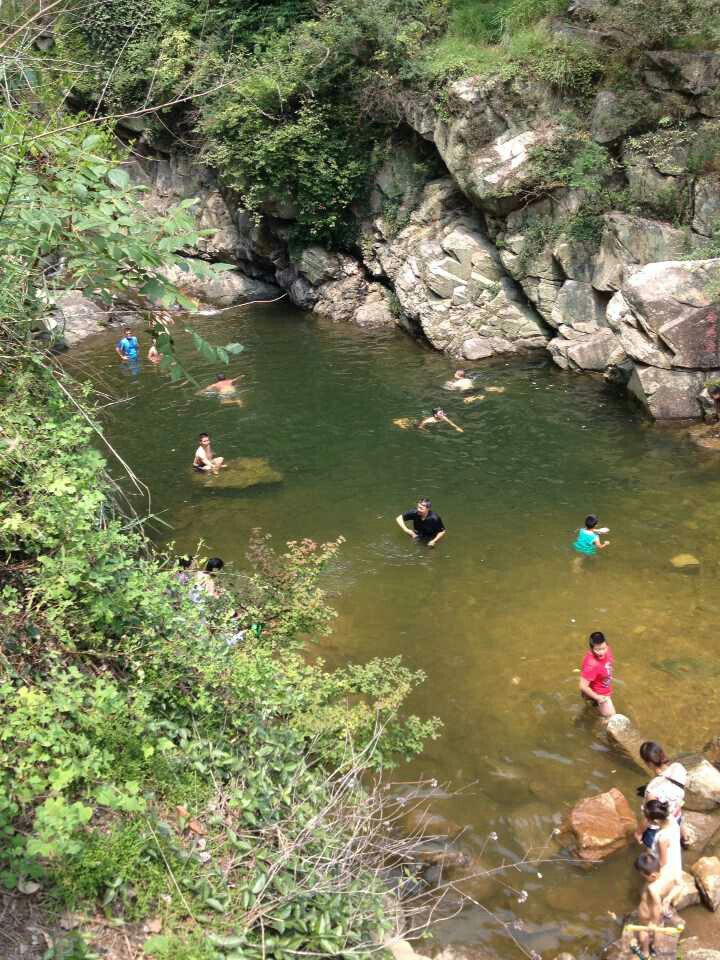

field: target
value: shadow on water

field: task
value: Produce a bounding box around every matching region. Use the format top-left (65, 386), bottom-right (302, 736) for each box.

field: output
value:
top-left (65, 304), bottom-right (720, 959)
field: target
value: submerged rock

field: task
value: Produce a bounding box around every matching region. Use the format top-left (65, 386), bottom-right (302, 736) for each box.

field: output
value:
top-left (670, 553), bottom-right (701, 572)
top-left (193, 457), bottom-right (284, 491)
top-left (565, 787), bottom-right (637, 861)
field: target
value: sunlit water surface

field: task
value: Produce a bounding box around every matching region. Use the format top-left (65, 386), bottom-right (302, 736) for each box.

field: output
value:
top-left (66, 305), bottom-right (720, 959)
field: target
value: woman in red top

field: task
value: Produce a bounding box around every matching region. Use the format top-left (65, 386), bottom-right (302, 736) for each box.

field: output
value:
top-left (579, 631), bottom-right (615, 718)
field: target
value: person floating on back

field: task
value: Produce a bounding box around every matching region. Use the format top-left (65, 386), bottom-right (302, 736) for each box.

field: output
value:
top-left (418, 407), bottom-right (464, 433)
top-left (573, 514), bottom-right (610, 557)
top-left (115, 326), bottom-right (139, 363)
top-left (396, 497), bottom-right (446, 549)
top-left (193, 432), bottom-right (225, 475)
top-left (579, 631), bottom-right (615, 717)
top-left (444, 369), bottom-right (474, 392)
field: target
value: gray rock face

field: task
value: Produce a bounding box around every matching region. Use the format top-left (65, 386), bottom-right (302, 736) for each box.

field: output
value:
top-left (46, 291), bottom-right (109, 344)
top-left (647, 51), bottom-right (720, 97)
top-left (592, 214), bottom-right (691, 292)
top-left (162, 264), bottom-right (280, 309)
top-left (623, 260), bottom-right (720, 369)
top-left (673, 870), bottom-right (701, 910)
top-left (628, 366), bottom-right (706, 420)
top-left (591, 91), bottom-right (637, 144)
top-left (693, 177), bottom-right (720, 237)
top-left (361, 176), bottom-right (547, 357)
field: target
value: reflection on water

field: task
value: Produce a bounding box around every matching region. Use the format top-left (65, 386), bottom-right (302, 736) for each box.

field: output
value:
top-left (66, 305), bottom-right (720, 959)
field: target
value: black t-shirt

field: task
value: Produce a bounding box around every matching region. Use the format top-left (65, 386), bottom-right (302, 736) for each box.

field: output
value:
top-left (402, 508), bottom-right (445, 540)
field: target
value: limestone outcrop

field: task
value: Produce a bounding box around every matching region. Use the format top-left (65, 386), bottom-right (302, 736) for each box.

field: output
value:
top-left (115, 45), bottom-right (720, 421)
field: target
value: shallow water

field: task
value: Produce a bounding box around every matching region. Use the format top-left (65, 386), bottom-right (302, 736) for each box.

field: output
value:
top-left (66, 306), bottom-right (720, 959)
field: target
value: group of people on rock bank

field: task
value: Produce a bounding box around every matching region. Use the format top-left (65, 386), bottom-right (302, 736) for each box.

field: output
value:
top-left (579, 631), bottom-right (688, 959)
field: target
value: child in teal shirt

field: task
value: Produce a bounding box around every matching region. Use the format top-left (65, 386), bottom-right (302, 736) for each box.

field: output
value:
top-left (573, 514), bottom-right (610, 556)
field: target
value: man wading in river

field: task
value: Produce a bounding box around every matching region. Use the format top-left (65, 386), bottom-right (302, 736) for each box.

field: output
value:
top-left (396, 498), bottom-right (446, 549)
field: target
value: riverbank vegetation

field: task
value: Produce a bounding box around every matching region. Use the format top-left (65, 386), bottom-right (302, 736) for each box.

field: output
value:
top-left (0, 66), bottom-right (440, 954)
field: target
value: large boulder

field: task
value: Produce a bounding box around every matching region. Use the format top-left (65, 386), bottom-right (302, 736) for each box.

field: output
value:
top-left (693, 177), bottom-right (720, 237)
top-left (565, 787), bottom-right (637, 861)
top-left (606, 292), bottom-right (673, 369)
top-left (161, 264), bottom-right (279, 309)
top-left (46, 291), bottom-right (109, 344)
top-left (550, 328), bottom-right (626, 372)
top-left (692, 856), bottom-right (720, 910)
top-left (678, 754), bottom-right (720, 812)
top-left (627, 366), bottom-right (706, 419)
top-left (682, 811), bottom-right (720, 864)
top-left (592, 214), bottom-right (692, 292)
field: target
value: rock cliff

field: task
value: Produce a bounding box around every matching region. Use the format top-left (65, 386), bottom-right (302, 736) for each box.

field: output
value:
top-left (120, 11), bottom-right (720, 421)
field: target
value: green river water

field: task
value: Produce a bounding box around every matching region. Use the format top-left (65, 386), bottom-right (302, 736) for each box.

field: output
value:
top-left (66, 304), bottom-right (720, 960)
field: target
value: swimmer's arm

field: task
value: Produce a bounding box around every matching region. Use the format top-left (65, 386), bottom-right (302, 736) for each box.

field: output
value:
top-left (417, 417), bottom-right (433, 429)
top-left (396, 514), bottom-right (417, 538)
top-left (428, 529), bottom-right (446, 548)
top-left (595, 534), bottom-right (610, 549)
top-left (115, 344), bottom-right (128, 361)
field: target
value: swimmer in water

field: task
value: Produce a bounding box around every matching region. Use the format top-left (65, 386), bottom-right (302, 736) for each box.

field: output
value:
top-left (198, 372), bottom-right (242, 396)
top-left (193, 432), bottom-right (226, 475)
top-left (444, 369), bottom-right (474, 392)
top-left (148, 336), bottom-right (160, 364)
top-left (418, 407), bottom-right (464, 433)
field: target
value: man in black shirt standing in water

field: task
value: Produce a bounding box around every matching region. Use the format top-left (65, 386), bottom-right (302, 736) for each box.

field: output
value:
top-left (396, 498), bottom-right (446, 548)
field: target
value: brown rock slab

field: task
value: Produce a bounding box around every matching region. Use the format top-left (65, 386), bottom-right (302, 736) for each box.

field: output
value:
top-left (566, 787), bottom-right (637, 862)
top-left (692, 856), bottom-right (720, 910)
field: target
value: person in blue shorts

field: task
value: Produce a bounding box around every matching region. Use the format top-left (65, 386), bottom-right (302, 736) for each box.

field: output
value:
top-left (573, 514), bottom-right (610, 557)
top-left (115, 326), bottom-right (139, 363)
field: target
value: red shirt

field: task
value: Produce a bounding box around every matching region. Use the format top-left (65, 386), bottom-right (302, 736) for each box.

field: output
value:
top-left (581, 647), bottom-right (613, 695)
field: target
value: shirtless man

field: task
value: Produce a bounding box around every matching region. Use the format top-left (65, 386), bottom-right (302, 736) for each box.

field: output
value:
top-left (633, 849), bottom-right (683, 959)
top-left (193, 432), bottom-right (225, 474)
top-left (444, 369), bottom-right (474, 392)
top-left (199, 373), bottom-right (242, 396)
top-left (418, 407), bottom-right (464, 433)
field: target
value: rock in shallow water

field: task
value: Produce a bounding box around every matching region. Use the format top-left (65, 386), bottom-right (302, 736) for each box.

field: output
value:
top-left (565, 787), bottom-right (637, 862)
top-left (670, 553), bottom-right (701, 572)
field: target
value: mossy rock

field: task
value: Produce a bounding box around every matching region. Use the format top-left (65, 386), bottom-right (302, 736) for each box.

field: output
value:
top-left (192, 457), bottom-right (283, 490)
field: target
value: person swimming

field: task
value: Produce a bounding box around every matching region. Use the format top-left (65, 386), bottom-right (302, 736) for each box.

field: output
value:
top-left (444, 369), bottom-right (474, 392)
top-left (199, 373), bottom-right (242, 396)
top-left (573, 514), bottom-right (610, 556)
top-left (418, 407), bottom-right (464, 433)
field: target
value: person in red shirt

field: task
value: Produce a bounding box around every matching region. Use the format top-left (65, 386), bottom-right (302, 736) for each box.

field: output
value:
top-left (579, 631), bottom-right (615, 717)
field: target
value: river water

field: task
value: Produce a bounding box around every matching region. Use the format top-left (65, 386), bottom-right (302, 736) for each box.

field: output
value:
top-left (66, 304), bottom-right (720, 959)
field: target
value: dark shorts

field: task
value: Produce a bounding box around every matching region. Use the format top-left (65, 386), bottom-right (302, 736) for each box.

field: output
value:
top-left (642, 826), bottom-right (659, 850)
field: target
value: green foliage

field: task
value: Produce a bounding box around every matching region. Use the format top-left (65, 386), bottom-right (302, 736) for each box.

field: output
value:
top-left (527, 132), bottom-right (613, 193)
top-left (0, 365), bottom-right (439, 954)
top-left (580, 0), bottom-right (720, 51)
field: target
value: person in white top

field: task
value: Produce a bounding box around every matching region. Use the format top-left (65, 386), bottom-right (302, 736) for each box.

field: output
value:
top-left (193, 432), bottom-right (225, 475)
top-left (640, 799), bottom-right (683, 920)
top-left (637, 741), bottom-right (688, 846)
